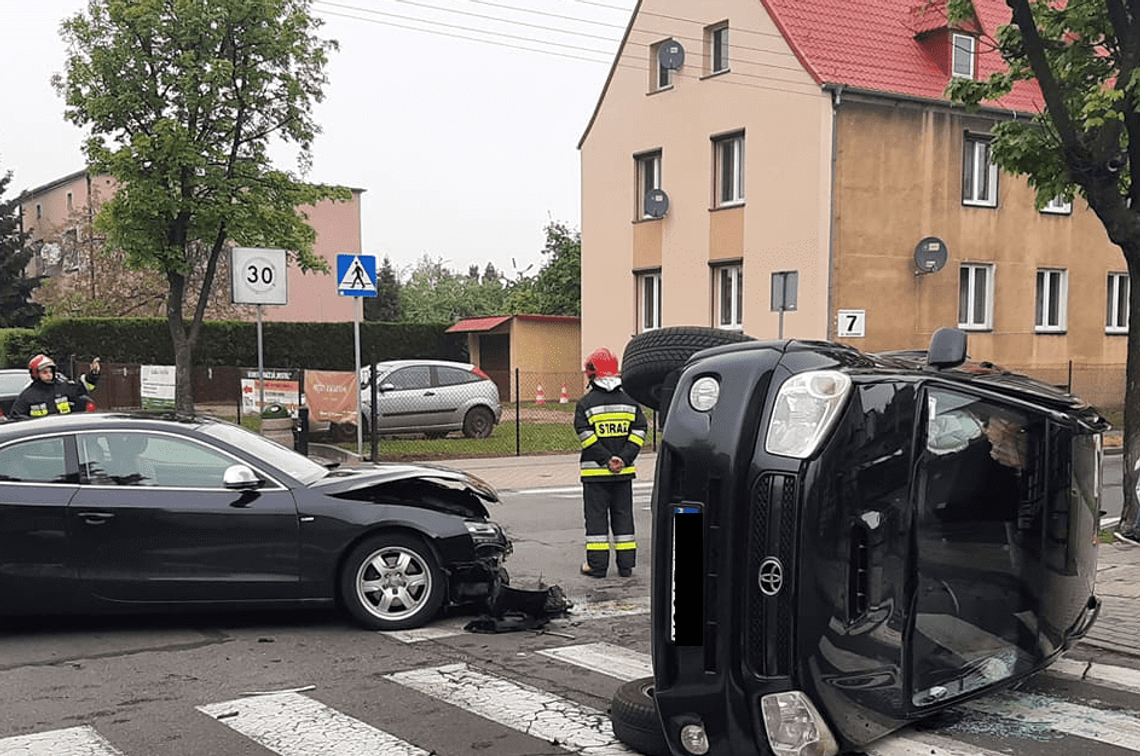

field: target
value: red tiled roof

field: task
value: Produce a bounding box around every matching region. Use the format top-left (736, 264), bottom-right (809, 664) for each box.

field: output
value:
top-left (761, 0), bottom-right (1043, 113)
top-left (446, 316), bottom-right (512, 333)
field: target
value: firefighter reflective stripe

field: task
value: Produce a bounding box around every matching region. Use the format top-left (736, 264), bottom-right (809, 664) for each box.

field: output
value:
top-left (581, 463), bottom-right (636, 477)
top-left (579, 429), bottom-right (598, 449)
top-left (585, 542), bottom-right (611, 551)
top-left (629, 429), bottom-right (646, 447)
top-left (614, 535), bottom-right (636, 550)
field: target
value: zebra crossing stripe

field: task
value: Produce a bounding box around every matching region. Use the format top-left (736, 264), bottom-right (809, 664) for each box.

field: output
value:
top-left (0, 726), bottom-right (126, 756)
top-left (197, 691), bottom-right (428, 756)
top-left (1046, 657), bottom-right (1140, 695)
top-left (386, 662), bottom-right (636, 755)
top-left (538, 642), bottom-right (653, 682)
top-left (962, 690), bottom-right (1140, 749)
top-left (864, 729), bottom-right (1013, 756)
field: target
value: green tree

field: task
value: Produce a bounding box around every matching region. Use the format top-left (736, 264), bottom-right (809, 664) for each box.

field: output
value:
top-left (0, 170), bottom-right (44, 328)
top-left (54, 0), bottom-right (348, 411)
top-left (507, 221), bottom-right (581, 315)
top-left (364, 255), bottom-right (402, 322)
top-left (947, 0), bottom-right (1140, 535)
top-left (399, 255), bottom-right (510, 324)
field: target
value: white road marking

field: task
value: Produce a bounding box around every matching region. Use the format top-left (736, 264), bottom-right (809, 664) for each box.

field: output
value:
top-left (0, 727), bottom-right (126, 756)
top-left (963, 690), bottom-right (1140, 749)
top-left (538, 642), bottom-right (652, 682)
top-left (1047, 657), bottom-right (1140, 695)
top-left (197, 691), bottom-right (428, 756)
top-left (386, 662), bottom-right (636, 755)
top-left (381, 624), bottom-right (466, 643)
top-left (566, 595), bottom-right (650, 620)
top-left (865, 729), bottom-right (1014, 756)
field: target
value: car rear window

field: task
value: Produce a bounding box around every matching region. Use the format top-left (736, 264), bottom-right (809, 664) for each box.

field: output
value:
top-left (436, 366), bottom-right (481, 386)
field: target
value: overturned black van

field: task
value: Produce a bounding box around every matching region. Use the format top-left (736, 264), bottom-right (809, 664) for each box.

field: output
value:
top-left (611, 327), bottom-right (1107, 756)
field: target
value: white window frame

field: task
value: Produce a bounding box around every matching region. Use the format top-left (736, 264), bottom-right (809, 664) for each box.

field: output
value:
top-left (638, 271), bottom-right (662, 332)
top-left (963, 134), bottom-right (998, 207)
top-left (1107, 272), bottom-right (1130, 334)
top-left (1035, 268), bottom-right (1068, 333)
top-left (708, 23), bottom-right (729, 74)
top-left (1041, 196), bottom-right (1072, 214)
top-left (958, 263), bottom-right (994, 330)
top-left (651, 40), bottom-right (675, 91)
top-left (951, 33), bottom-right (975, 79)
top-left (636, 151), bottom-right (662, 220)
top-left (713, 263), bottom-right (743, 330)
top-left (714, 132), bottom-right (745, 207)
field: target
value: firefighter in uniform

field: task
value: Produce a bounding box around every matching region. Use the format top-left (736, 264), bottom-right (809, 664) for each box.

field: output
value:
top-left (575, 347), bottom-right (648, 578)
top-left (10, 354), bottom-right (101, 420)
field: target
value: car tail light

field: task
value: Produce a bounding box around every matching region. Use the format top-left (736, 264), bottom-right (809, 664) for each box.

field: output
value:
top-left (472, 367), bottom-right (491, 380)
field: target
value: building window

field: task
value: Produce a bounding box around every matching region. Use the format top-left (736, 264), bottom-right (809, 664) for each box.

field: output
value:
top-left (1107, 272), bottom-right (1129, 334)
top-left (714, 132), bottom-right (745, 207)
top-left (66, 192), bottom-right (73, 211)
top-left (651, 40), bottom-right (675, 91)
top-left (638, 271), bottom-right (662, 332)
top-left (1035, 269), bottom-right (1067, 332)
top-left (1041, 196), bottom-right (1072, 214)
top-left (35, 204), bottom-right (42, 220)
top-left (707, 23), bottom-right (729, 74)
top-left (958, 263), bottom-right (993, 330)
top-left (713, 263), bottom-right (743, 330)
top-left (636, 151), bottom-right (662, 220)
top-left (963, 134), bottom-right (998, 207)
top-left (951, 33), bottom-right (975, 79)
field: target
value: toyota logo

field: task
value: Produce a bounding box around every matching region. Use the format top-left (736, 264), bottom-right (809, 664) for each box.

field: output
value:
top-left (758, 557), bottom-right (784, 596)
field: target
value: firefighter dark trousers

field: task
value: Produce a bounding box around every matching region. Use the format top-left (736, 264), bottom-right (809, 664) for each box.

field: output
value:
top-left (583, 481), bottom-right (636, 574)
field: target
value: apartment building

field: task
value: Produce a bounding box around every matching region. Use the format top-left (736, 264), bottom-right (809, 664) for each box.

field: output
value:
top-left (579, 0), bottom-right (1126, 404)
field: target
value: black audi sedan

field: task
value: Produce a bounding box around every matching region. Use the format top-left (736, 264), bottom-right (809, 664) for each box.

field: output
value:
top-left (611, 327), bottom-right (1107, 756)
top-left (0, 411), bottom-right (510, 630)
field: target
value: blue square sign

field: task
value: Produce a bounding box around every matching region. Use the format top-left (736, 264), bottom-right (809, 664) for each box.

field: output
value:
top-left (337, 254), bottom-right (377, 297)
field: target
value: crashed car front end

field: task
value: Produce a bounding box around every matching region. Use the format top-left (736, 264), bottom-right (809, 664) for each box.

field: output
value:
top-left (649, 336), bottom-right (1106, 756)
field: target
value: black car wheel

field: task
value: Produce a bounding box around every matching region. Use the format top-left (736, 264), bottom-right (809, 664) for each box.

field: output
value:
top-left (611, 677), bottom-right (669, 756)
top-left (462, 406), bottom-right (495, 439)
top-left (340, 533), bottom-right (445, 631)
top-left (621, 326), bottom-right (756, 410)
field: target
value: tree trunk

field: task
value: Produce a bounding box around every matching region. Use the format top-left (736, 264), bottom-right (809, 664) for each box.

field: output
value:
top-left (167, 270), bottom-right (196, 413)
top-left (1122, 247), bottom-right (1140, 536)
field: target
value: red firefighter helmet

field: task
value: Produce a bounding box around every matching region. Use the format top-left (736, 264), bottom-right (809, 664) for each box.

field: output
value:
top-left (28, 354), bottom-right (56, 379)
top-left (584, 348), bottom-right (620, 380)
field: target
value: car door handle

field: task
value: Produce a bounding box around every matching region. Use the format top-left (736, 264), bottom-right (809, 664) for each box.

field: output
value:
top-left (78, 511), bottom-right (116, 525)
top-left (423, 391), bottom-right (436, 396)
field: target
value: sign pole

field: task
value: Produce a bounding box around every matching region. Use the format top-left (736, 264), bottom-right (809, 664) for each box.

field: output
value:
top-left (355, 296), bottom-right (363, 456)
top-left (257, 304), bottom-right (265, 411)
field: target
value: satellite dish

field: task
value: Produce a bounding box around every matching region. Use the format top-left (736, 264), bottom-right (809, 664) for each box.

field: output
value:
top-left (644, 189), bottom-right (670, 219)
top-left (658, 39), bottom-right (685, 70)
top-left (914, 236), bottom-right (948, 274)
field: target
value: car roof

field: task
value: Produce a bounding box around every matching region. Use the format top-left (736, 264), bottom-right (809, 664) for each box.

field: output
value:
top-left (0, 410), bottom-right (211, 440)
top-left (373, 359), bottom-right (476, 371)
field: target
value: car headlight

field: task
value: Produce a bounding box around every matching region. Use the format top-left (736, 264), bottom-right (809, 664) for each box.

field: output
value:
top-left (765, 371), bottom-right (852, 459)
top-left (760, 691), bottom-right (838, 756)
top-left (465, 520), bottom-right (503, 542)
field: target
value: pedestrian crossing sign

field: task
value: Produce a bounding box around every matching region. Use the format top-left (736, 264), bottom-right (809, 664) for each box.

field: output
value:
top-left (337, 254), bottom-right (377, 297)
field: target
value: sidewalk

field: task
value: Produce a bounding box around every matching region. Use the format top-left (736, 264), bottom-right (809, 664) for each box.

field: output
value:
top-left (374, 450), bottom-right (1140, 660)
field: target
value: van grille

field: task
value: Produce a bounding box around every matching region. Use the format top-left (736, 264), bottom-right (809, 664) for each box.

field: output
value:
top-left (746, 473), bottom-right (797, 677)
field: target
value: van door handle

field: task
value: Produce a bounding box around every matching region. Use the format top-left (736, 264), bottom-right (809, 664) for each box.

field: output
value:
top-left (78, 511), bottom-right (116, 525)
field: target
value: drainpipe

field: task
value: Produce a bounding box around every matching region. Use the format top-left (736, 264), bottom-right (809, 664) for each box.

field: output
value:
top-left (824, 84), bottom-right (843, 341)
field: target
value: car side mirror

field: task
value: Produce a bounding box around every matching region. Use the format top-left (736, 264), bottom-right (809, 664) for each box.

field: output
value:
top-left (927, 328), bottom-right (967, 369)
top-left (224, 464), bottom-right (262, 490)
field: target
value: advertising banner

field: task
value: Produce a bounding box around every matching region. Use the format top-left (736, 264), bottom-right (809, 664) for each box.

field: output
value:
top-left (303, 370), bottom-right (359, 424)
top-left (240, 368), bottom-right (301, 415)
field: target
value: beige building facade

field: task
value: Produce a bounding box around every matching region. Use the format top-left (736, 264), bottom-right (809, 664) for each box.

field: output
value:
top-left (579, 0), bottom-right (1127, 405)
top-left (19, 169), bottom-right (364, 324)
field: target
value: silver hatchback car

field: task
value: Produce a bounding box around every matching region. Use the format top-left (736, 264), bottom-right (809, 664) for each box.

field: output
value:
top-left (360, 360), bottom-right (502, 439)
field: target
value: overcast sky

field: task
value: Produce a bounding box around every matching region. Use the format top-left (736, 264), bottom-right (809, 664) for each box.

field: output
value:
top-left (1, 0), bottom-right (637, 280)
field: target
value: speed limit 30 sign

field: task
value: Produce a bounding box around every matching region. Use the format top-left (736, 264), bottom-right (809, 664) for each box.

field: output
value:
top-left (232, 247), bottom-right (288, 305)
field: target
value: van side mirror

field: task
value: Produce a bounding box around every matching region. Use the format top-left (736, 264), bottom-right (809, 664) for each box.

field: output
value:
top-left (927, 328), bottom-right (967, 369)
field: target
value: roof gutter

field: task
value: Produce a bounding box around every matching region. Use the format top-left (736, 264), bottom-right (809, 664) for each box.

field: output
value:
top-left (819, 82), bottom-right (1036, 120)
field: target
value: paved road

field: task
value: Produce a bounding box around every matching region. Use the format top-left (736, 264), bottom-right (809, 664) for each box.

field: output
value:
top-left (2, 484), bottom-right (1140, 756)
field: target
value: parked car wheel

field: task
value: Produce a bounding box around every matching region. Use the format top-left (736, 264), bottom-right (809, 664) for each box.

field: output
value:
top-left (621, 326), bottom-right (755, 410)
top-left (462, 406), bottom-right (495, 439)
top-left (610, 677), bottom-right (669, 756)
top-left (340, 533), bottom-right (445, 631)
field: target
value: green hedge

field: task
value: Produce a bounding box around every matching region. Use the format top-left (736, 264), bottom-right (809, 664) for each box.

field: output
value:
top-left (1, 318), bottom-right (466, 370)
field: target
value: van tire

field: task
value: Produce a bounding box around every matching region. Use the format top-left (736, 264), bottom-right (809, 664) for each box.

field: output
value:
top-left (621, 326), bottom-right (755, 410)
top-left (610, 677), bottom-right (670, 756)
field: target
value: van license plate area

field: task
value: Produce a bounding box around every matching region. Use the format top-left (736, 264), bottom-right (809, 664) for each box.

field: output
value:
top-left (671, 506), bottom-right (703, 645)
